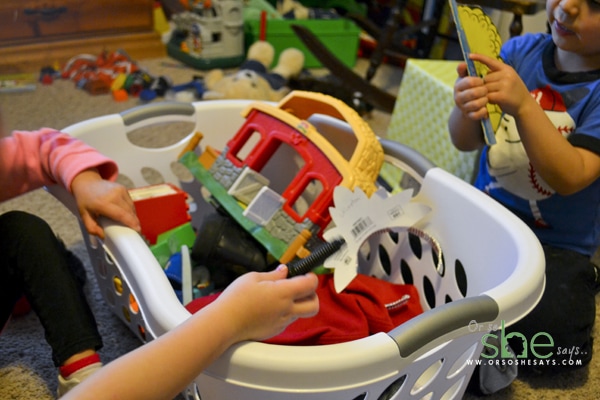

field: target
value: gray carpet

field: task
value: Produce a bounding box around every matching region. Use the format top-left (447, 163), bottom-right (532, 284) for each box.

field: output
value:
top-left (0, 57), bottom-right (599, 399)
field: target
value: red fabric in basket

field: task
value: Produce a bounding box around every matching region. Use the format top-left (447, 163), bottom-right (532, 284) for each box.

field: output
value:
top-left (185, 274), bottom-right (423, 345)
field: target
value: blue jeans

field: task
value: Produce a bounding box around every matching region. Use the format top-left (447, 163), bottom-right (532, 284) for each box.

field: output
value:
top-left (0, 211), bottom-right (102, 366)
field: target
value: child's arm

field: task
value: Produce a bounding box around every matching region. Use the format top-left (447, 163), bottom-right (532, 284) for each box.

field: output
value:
top-left (0, 128), bottom-right (140, 236)
top-left (62, 265), bottom-right (319, 400)
top-left (451, 53), bottom-right (600, 195)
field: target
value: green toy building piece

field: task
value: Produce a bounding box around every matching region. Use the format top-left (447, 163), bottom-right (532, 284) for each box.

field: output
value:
top-left (150, 241), bottom-right (172, 268)
top-left (180, 152), bottom-right (289, 260)
top-left (150, 222), bottom-right (197, 268)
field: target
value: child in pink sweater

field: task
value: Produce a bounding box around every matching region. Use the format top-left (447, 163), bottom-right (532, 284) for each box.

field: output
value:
top-left (0, 126), bottom-right (141, 396)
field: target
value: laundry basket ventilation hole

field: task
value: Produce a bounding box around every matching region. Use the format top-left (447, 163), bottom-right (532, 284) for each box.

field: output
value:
top-left (129, 293), bottom-right (139, 314)
top-left (127, 121), bottom-right (194, 149)
top-left (388, 229), bottom-right (400, 244)
top-left (412, 358), bottom-right (444, 395)
top-left (97, 256), bottom-right (108, 277)
top-left (447, 342), bottom-right (479, 379)
top-left (141, 167), bottom-right (166, 186)
top-left (377, 375), bottom-right (407, 400)
top-left (378, 244), bottom-right (392, 275)
top-left (432, 248), bottom-right (446, 277)
top-left (104, 248), bottom-right (116, 268)
top-left (423, 276), bottom-right (437, 310)
top-left (116, 174), bottom-right (135, 190)
top-left (104, 288), bottom-right (116, 307)
top-left (113, 276), bottom-right (124, 295)
top-left (400, 259), bottom-right (413, 285)
top-left (137, 324), bottom-right (146, 341)
top-left (185, 382), bottom-right (202, 400)
top-left (121, 306), bottom-right (131, 322)
top-left (454, 259), bottom-right (468, 297)
top-left (441, 379), bottom-right (465, 400)
top-left (408, 231), bottom-right (422, 258)
top-left (171, 160), bottom-right (195, 183)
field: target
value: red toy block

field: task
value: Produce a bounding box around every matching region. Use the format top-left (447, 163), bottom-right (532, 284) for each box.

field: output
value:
top-left (129, 183), bottom-right (191, 244)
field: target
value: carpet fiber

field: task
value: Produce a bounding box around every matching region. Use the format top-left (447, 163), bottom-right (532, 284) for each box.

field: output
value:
top-left (0, 57), bottom-right (598, 399)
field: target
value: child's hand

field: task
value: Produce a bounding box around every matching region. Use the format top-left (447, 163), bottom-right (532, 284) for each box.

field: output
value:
top-left (71, 169), bottom-right (141, 238)
top-left (465, 53), bottom-right (533, 118)
top-left (453, 61), bottom-right (489, 121)
top-left (215, 265), bottom-right (319, 343)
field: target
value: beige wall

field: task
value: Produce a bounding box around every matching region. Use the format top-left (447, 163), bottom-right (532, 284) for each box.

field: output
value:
top-left (489, 8), bottom-right (548, 42)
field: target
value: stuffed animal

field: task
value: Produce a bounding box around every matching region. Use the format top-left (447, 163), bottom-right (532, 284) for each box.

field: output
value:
top-left (203, 40), bottom-right (304, 101)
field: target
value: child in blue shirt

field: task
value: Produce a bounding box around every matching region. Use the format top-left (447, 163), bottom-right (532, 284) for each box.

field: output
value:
top-left (449, 0), bottom-right (600, 372)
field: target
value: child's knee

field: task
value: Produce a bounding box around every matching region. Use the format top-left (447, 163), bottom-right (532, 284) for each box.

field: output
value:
top-left (0, 210), bottom-right (54, 240)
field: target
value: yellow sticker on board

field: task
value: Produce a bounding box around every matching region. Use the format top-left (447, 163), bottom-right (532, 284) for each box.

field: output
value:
top-left (449, 0), bottom-right (503, 145)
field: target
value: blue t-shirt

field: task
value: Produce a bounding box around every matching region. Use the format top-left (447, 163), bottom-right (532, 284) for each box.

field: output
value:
top-left (475, 33), bottom-right (600, 256)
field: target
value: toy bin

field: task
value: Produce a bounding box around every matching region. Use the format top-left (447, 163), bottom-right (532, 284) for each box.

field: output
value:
top-left (243, 18), bottom-right (361, 68)
top-left (47, 99), bottom-right (545, 400)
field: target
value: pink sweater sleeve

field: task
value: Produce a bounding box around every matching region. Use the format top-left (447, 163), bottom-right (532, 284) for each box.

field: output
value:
top-left (0, 128), bottom-right (118, 202)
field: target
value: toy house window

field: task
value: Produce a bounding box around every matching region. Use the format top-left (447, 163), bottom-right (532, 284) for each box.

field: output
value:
top-left (259, 141), bottom-right (304, 195)
top-left (291, 178), bottom-right (324, 217)
top-left (232, 130), bottom-right (262, 162)
top-left (230, 131), bottom-right (305, 197)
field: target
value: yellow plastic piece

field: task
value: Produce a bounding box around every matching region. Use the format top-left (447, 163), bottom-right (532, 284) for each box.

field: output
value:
top-left (198, 145), bottom-right (220, 169)
top-left (280, 229), bottom-right (311, 264)
top-left (177, 131), bottom-right (204, 159)
top-left (153, 1), bottom-right (170, 34)
top-left (113, 276), bottom-right (123, 294)
top-left (111, 73), bottom-right (127, 91)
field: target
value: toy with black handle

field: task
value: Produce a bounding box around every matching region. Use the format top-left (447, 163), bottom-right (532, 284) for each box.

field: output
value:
top-left (286, 238), bottom-right (345, 278)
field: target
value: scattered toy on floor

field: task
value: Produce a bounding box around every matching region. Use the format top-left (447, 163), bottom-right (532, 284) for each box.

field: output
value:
top-left (167, 0), bottom-right (246, 69)
top-left (202, 40), bottom-right (304, 101)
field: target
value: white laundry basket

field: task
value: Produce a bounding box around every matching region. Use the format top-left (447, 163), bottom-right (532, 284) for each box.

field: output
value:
top-left (48, 99), bottom-right (545, 400)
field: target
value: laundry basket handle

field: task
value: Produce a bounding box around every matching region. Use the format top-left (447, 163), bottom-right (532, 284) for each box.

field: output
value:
top-left (120, 101), bottom-right (196, 126)
top-left (379, 137), bottom-right (436, 181)
top-left (389, 295), bottom-right (499, 357)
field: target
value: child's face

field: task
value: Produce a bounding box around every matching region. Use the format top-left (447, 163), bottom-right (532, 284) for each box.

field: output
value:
top-left (547, 0), bottom-right (600, 59)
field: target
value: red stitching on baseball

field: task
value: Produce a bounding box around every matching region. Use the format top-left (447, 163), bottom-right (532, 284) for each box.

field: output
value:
top-left (528, 163), bottom-right (553, 197)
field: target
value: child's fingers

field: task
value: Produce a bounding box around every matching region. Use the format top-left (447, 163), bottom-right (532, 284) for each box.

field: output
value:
top-left (456, 62), bottom-right (469, 78)
top-left (469, 53), bottom-right (503, 72)
top-left (267, 269), bottom-right (319, 315)
top-left (293, 292), bottom-right (319, 318)
top-left (272, 264), bottom-right (289, 279)
top-left (102, 202), bottom-right (141, 233)
top-left (80, 211), bottom-right (104, 239)
top-left (287, 272), bottom-right (319, 296)
top-left (467, 107), bottom-right (489, 121)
